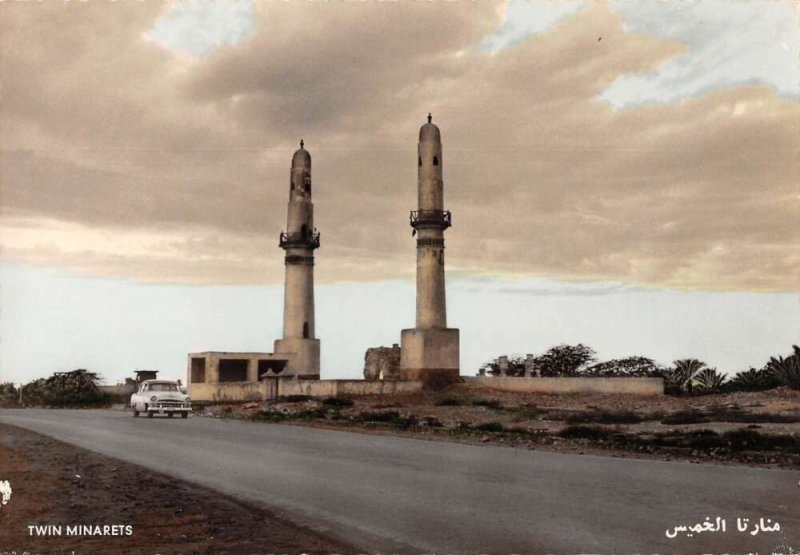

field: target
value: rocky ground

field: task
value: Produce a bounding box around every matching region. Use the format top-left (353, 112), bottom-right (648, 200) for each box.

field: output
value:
top-left (0, 423), bottom-right (354, 555)
top-left (198, 384), bottom-right (800, 469)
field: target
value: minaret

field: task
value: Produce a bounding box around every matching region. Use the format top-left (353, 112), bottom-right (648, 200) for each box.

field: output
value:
top-left (399, 115), bottom-right (460, 383)
top-left (273, 140), bottom-right (321, 378)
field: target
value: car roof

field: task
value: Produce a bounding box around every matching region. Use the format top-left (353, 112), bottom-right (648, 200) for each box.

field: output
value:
top-left (142, 379), bottom-right (179, 385)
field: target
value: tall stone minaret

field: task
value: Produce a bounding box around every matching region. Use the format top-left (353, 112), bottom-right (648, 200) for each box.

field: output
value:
top-left (274, 140), bottom-right (321, 378)
top-left (399, 115), bottom-right (460, 383)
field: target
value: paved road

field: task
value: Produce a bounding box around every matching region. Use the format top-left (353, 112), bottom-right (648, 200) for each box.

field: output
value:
top-left (1, 409), bottom-right (797, 554)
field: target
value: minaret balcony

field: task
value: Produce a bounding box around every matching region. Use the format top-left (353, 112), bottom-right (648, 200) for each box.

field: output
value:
top-left (279, 229), bottom-right (320, 249)
top-left (410, 210), bottom-right (451, 230)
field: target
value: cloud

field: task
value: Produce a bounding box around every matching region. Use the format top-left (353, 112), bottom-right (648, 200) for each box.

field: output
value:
top-left (1, 0), bottom-right (797, 290)
top-left (603, 0), bottom-right (799, 107)
top-left (146, 0), bottom-right (256, 59)
top-left (478, 0), bottom-right (588, 53)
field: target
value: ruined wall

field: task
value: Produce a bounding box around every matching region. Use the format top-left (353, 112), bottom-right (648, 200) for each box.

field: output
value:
top-left (279, 379), bottom-right (423, 398)
top-left (189, 378), bottom-right (423, 402)
top-left (463, 376), bottom-right (664, 396)
top-left (363, 345), bottom-right (401, 381)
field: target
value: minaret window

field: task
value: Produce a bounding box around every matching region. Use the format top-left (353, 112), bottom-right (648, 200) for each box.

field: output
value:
top-left (418, 157), bottom-right (422, 167)
top-left (433, 156), bottom-right (439, 166)
top-left (303, 322), bottom-right (309, 338)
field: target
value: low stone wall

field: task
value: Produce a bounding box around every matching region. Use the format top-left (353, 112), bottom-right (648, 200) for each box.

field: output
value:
top-left (463, 376), bottom-right (664, 396)
top-left (189, 378), bottom-right (423, 402)
top-left (189, 381), bottom-right (271, 402)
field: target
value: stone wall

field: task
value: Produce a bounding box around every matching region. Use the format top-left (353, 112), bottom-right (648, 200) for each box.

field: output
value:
top-left (189, 378), bottom-right (423, 402)
top-left (463, 376), bottom-right (664, 396)
top-left (363, 344), bottom-right (401, 380)
top-left (188, 381), bottom-right (272, 402)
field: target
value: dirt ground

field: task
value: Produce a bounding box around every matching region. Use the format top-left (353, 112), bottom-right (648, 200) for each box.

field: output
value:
top-left (0, 423), bottom-right (355, 555)
top-left (202, 384), bottom-right (800, 469)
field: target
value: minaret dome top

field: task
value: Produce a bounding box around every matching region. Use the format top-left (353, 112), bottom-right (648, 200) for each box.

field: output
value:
top-left (419, 113), bottom-right (441, 143)
top-left (292, 139), bottom-right (311, 169)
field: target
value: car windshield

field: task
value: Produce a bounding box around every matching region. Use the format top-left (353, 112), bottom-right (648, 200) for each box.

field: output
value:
top-left (149, 383), bottom-right (178, 392)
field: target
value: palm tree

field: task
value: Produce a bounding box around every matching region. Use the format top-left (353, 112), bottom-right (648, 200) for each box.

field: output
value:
top-left (666, 359), bottom-right (707, 393)
top-left (768, 345), bottom-right (800, 390)
top-left (690, 367), bottom-right (726, 393)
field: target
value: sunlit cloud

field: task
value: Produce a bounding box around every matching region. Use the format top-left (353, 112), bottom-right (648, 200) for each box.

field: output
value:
top-left (146, 0), bottom-right (256, 58)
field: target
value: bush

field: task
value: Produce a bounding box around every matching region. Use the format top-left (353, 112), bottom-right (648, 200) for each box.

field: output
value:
top-left (294, 407), bottom-right (329, 420)
top-left (423, 416), bottom-right (443, 428)
top-left (566, 411), bottom-right (644, 425)
top-left (474, 422), bottom-right (504, 433)
top-left (0, 383), bottom-right (20, 407)
top-left (510, 404), bottom-right (541, 420)
top-left (254, 410), bottom-right (287, 422)
top-left (20, 370), bottom-right (108, 408)
top-left (321, 397), bottom-right (354, 408)
top-left (280, 395), bottom-right (312, 403)
top-left (357, 410), bottom-right (418, 429)
top-left (435, 395), bottom-right (466, 406)
top-left (471, 398), bottom-right (503, 409)
top-left (558, 425), bottom-right (610, 440)
top-left (535, 344), bottom-right (597, 377)
top-left (660, 411), bottom-right (711, 425)
top-left (583, 357), bottom-right (662, 378)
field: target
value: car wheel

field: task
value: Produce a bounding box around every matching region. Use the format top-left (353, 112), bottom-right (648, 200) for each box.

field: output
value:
top-left (146, 405), bottom-right (153, 418)
top-left (181, 411), bottom-right (188, 419)
top-left (132, 406), bottom-right (139, 417)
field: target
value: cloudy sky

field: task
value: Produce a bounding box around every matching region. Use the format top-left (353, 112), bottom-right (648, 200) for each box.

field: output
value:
top-left (1, 0), bottom-right (798, 384)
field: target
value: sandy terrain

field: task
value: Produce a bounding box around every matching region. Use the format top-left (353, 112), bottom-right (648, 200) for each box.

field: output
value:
top-left (201, 384), bottom-right (800, 468)
top-left (0, 423), bottom-right (354, 555)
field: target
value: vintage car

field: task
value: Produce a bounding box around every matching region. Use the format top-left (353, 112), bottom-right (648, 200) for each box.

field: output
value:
top-left (130, 379), bottom-right (191, 418)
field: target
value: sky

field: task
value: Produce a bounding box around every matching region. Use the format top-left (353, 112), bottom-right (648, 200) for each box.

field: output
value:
top-left (1, 0), bottom-right (798, 384)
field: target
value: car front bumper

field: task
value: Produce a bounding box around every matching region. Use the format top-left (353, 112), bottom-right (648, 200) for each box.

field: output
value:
top-left (147, 405), bottom-right (192, 413)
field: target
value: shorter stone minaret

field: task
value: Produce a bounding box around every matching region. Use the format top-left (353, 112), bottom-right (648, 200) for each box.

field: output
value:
top-left (399, 115), bottom-right (460, 383)
top-left (273, 140), bottom-right (320, 378)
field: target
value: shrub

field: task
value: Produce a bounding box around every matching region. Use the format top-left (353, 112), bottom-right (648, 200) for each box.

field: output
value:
top-left (706, 409), bottom-right (800, 424)
top-left (474, 422), bottom-right (504, 433)
top-left (254, 410), bottom-right (287, 422)
top-left (20, 369), bottom-right (108, 407)
top-left (566, 411), bottom-right (644, 425)
top-left (435, 395), bottom-right (466, 406)
top-left (660, 410), bottom-right (711, 425)
top-left (321, 397), bottom-right (354, 408)
top-left (357, 410), bottom-right (418, 429)
top-left (0, 383), bottom-right (20, 407)
top-left (510, 404), bottom-right (541, 420)
top-left (280, 395), bottom-right (311, 403)
top-left (583, 357), bottom-right (662, 378)
top-left (721, 429), bottom-right (800, 453)
top-left (535, 344), bottom-right (597, 377)
top-left (294, 407), bottom-right (329, 420)
top-left (471, 398), bottom-right (503, 409)
top-left (558, 425), bottom-right (610, 440)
